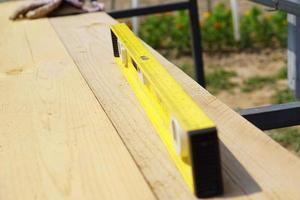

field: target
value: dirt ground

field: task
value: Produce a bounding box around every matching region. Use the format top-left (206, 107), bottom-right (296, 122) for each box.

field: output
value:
top-left (204, 49), bottom-right (287, 109)
top-left (172, 48), bottom-right (288, 109)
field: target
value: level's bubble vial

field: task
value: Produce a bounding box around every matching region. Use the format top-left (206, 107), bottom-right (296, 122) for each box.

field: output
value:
top-left (171, 116), bottom-right (188, 160)
top-left (118, 41), bottom-right (128, 67)
top-left (137, 67), bottom-right (148, 84)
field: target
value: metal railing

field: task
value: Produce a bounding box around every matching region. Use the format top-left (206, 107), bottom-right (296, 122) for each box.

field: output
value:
top-left (240, 0), bottom-right (300, 130)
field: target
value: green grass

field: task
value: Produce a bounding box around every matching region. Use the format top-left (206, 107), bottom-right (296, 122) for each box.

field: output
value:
top-left (267, 128), bottom-right (300, 155)
top-left (206, 69), bottom-right (237, 93)
top-left (241, 66), bottom-right (287, 93)
top-left (276, 67), bottom-right (287, 80)
top-left (271, 88), bottom-right (296, 104)
top-left (242, 75), bottom-right (276, 92)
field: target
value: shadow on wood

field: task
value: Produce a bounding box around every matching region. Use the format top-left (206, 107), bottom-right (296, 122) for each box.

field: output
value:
top-left (220, 141), bottom-right (261, 197)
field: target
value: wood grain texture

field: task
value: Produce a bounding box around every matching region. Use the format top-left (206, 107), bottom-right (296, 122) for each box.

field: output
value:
top-left (0, 2), bottom-right (156, 200)
top-left (51, 13), bottom-right (300, 200)
top-left (50, 13), bottom-right (196, 200)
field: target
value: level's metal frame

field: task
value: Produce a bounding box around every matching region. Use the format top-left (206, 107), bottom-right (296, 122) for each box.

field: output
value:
top-left (108, 0), bottom-right (205, 86)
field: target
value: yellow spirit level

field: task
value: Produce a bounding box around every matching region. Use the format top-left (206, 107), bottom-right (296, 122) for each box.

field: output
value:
top-left (110, 23), bottom-right (223, 198)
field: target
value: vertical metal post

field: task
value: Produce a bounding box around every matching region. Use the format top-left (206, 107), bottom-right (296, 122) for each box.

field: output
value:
top-left (132, 0), bottom-right (139, 34)
top-left (206, 0), bottom-right (212, 12)
top-left (288, 14), bottom-right (300, 99)
top-left (111, 0), bottom-right (116, 10)
top-left (188, 0), bottom-right (205, 87)
top-left (230, 0), bottom-right (240, 41)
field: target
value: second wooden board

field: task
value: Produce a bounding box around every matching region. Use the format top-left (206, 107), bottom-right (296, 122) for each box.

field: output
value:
top-left (0, 2), bottom-right (156, 200)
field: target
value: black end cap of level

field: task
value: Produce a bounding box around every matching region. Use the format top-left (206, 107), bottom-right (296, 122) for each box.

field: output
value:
top-left (188, 127), bottom-right (223, 198)
top-left (110, 30), bottom-right (119, 57)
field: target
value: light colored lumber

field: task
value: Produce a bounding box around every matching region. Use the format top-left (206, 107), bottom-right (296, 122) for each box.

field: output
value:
top-left (0, 2), bottom-right (156, 200)
top-left (51, 13), bottom-right (300, 200)
top-left (51, 13), bottom-right (196, 200)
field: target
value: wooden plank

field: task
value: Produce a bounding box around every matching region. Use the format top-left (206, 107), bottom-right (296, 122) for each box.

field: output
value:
top-left (0, 2), bottom-right (156, 200)
top-left (50, 13), bottom-right (197, 200)
top-left (51, 13), bottom-right (300, 200)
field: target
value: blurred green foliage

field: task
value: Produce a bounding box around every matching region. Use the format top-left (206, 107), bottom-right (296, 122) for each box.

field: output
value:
top-left (240, 7), bottom-right (272, 48)
top-left (267, 128), bottom-right (300, 154)
top-left (240, 7), bottom-right (287, 48)
top-left (138, 11), bottom-right (191, 55)
top-left (270, 10), bottom-right (288, 47)
top-left (138, 4), bottom-right (287, 54)
top-left (138, 13), bottom-right (174, 50)
top-left (201, 4), bottom-right (234, 50)
top-left (272, 88), bottom-right (297, 104)
top-left (276, 66), bottom-right (288, 79)
top-left (242, 75), bottom-right (276, 92)
top-left (206, 69), bottom-right (237, 93)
